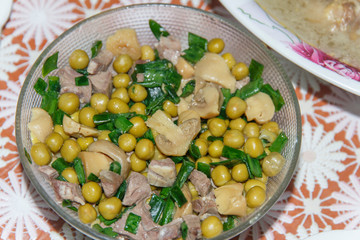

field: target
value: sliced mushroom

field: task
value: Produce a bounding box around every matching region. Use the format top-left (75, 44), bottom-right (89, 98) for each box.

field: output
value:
top-left (194, 52), bottom-right (236, 93)
top-left (146, 110), bottom-right (201, 156)
top-left (245, 92), bottom-right (275, 124)
top-left (106, 28), bottom-right (141, 60)
top-left (189, 83), bottom-right (221, 119)
top-left (178, 110), bottom-right (200, 125)
top-left (28, 107), bottom-right (53, 143)
top-left (176, 57), bottom-right (195, 79)
top-left (87, 140), bottom-right (130, 182)
top-left (62, 115), bottom-right (99, 138)
top-left (213, 183), bottom-right (246, 217)
top-left (78, 151), bottom-right (113, 177)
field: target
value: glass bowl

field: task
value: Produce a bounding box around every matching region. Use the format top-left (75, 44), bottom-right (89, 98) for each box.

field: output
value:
top-left (16, 3), bottom-right (301, 240)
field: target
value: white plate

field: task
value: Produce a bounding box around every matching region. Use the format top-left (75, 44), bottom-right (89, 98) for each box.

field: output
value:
top-left (303, 230), bottom-right (360, 240)
top-left (219, 0), bottom-right (360, 96)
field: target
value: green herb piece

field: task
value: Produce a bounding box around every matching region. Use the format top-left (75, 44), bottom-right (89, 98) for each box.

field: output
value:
top-left (180, 80), bottom-right (195, 98)
top-left (197, 162), bottom-right (211, 178)
top-left (149, 194), bottom-right (166, 223)
top-left (24, 148), bottom-right (32, 164)
top-left (149, 19), bottom-right (170, 40)
top-left (93, 112), bottom-right (136, 126)
top-left (207, 136), bottom-right (224, 142)
top-left (52, 109), bottom-right (65, 125)
top-left (124, 212), bottom-right (142, 234)
top-left (76, 68), bottom-right (89, 76)
top-left (42, 52), bottom-right (58, 77)
top-left (141, 128), bottom-right (155, 143)
top-left (87, 173), bottom-right (100, 182)
top-left (56, 175), bottom-right (68, 182)
top-left (99, 215), bottom-right (120, 226)
top-left (114, 116), bottom-right (133, 133)
top-left (108, 129), bottom-right (122, 145)
top-left (170, 185), bottom-right (188, 208)
top-left (236, 59), bottom-right (264, 99)
top-left (92, 224), bottom-right (119, 237)
top-left (223, 215), bottom-right (236, 231)
top-left (269, 132), bottom-right (288, 153)
top-left (221, 145), bottom-right (247, 162)
top-left (73, 157), bottom-right (86, 185)
top-left (220, 88), bottom-right (232, 117)
top-left (189, 141), bottom-right (201, 160)
top-left (174, 160), bottom-right (195, 188)
top-left (182, 33), bottom-right (208, 64)
top-left (181, 222), bottom-right (188, 239)
top-left (40, 91), bottom-right (58, 115)
top-left (209, 158), bottom-right (243, 168)
top-left (34, 78), bottom-right (47, 96)
top-left (51, 157), bottom-right (71, 174)
top-left (109, 161), bottom-right (121, 175)
top-left (164, 85), bottom-right (180, 104)
top-left (48, 76), bottom-right (61, 92)
top-left (171, 156), bottom-right (189, 164)
top-left (247, 155), bottom-right (262, 178)
top-left (62, 199), bottom-right (78, 212)
top-left (75, 75), bottom-right (89, 86)
top-left (260, 84), bottom-right (285, 111)
top-left (91, 40), bottom-right (103, 58)
top-left (159, 198), bottom-right (175, 226)
top-left (115, 180), bottom-right (127, 201)
top-left (96, 122), bottom-right (115, 131)
top-left (159, 187), bottom-right (171, 199)
top-left (182, 46), bottom-right (206, 64)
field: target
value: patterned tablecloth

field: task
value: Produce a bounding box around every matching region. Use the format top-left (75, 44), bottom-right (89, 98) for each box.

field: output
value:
top-left (1, 0), bottom-right (360, 239)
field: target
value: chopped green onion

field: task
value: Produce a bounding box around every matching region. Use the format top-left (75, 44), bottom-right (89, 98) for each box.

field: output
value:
top-left (182, 46), bottom-right (206, 64)
top-left (207, 136), bottom-right (223, 142)
top-left (114, 116), bottom-right (133, 133)
top-left (249, 59), bottom-right (264, 82)
top-left (181, 222), bottom-right (188, 239)
top-left (109, 161), bottom-right (121, 175)
top-left (62, 199), bottom-right (78, 212)
top-left (92, 224), bottom-right (119, 237)
top-left (197, 162), bottom-right (211, 178)
top-left (170, 156), bottom-right (189, 164)
top-left (24, 148), bottom-right (32, 164)
top-left (124, 212), bottom-right (142, 234)
top-left (91, 40), bottom-right (103, 58)
top-left (40, 90), bottom-right (58, 115)
top-left (34, 78), bottom-right (47, 96)
top-left (158, 198), bottom-right (175, 226)
top-left (99, 215), bottom-right (120, 226)
top-left (56, 175), bottom-right (68, 182)
top-left (149, 19), bottom-right (170, 40)
top-left (76, 68), bottom-right (89, 76)
top-left (189, 141), bottom-right (201, 160)
top-left (42, 52), bottom-right (58, 77)
top-left (269, 132), bottom-right (288, 153)
top-left (96, 122), bottom-right (115, 131)
top-left (261, 84), bottom-right (285, 111)
top-left (223, 215), bottom-right (236, 231)
top-left (170, 185), bottom-right (188, 208)
top-left (164, 85), bottom-right (180, 104)
top-left (48, 76), bottom-right (60, 92)
top-left (236, 59), bottom-right (265, 99)
top-left (93, 112), bottom-right (136, 126)
top-left (180, 80), bottom-right (195, 98)
top-left (73, 157), bottom-right (86, 185)
top-left (115, 180), bottom-right (127, 201)
top-left (209, 158), bottom-right (243, 168)
top-left (149, 194), bottom-right (166, 223)
top-left (51, 157), bottom-right (71, 174)
top-left (87, 173), bottom-right (100, 182)
top-left (247, 155), bottom-right (262, 178)
top-left (108, 129), bottom-right (122, 145)
top-left (75, 75), bottom-right (89, 86)
top-left (221, 145), bottom-right (247, 162)
top-left (173, 160), bottom-right (195, 188)
top-left (188, 32), bottom-right (207, 49)
top-left (52, 109), bottom-right (65, 125)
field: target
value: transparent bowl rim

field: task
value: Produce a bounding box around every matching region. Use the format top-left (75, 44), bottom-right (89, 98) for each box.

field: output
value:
top-left (15, 3), bottom-right (302, 240)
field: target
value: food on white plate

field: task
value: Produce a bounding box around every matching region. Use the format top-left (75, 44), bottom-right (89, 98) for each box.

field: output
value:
top-left (28, 19), bottom-right (288, 239)
top-left (255, 0), bottom-right (360, 69)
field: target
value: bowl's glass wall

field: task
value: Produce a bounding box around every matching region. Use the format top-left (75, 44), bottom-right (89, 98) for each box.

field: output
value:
top-left (16, 4), bottom-right (301, 240)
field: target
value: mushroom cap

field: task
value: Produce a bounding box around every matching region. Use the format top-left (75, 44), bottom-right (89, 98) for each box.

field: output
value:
top-left (189, 84), bottom-right (221, 119)
top-left (245, 92), bottom-right (275, 124)
top-left (28, 107), bottom-right (53, 143)
top-left (214, 183), bottom-right (246, 216)
top-left (194, 52), bottom-right (236, 93)
top-left (87, 140), bottom-right (130, 181)
top-left (62, 115), bottom-right (99, 138)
